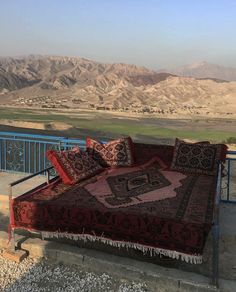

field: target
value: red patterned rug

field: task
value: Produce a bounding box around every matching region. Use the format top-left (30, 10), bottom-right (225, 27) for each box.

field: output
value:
top-left (85, 156), bottom-right (186, 208)
top-left (11, 144), bottom-right (218, 264)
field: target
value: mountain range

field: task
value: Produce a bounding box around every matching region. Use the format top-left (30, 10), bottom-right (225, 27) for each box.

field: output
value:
top-left (0, 55), bottom-right (236, 117)
top-left (165, 61), bottom-right (236, 82)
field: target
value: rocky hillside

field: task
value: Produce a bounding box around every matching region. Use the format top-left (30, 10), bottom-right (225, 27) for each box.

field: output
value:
top-left (167, 61), bottom-right (236, 82)
top-left (0, 55), bottom-right (157, 91)
top-left (0, 55), bottom-right (236, 117)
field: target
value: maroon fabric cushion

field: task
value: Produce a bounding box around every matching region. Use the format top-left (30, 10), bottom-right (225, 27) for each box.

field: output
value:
top-left (47, 147), bottom-right (104, 185)
top-left (134, 143), bottom-right (174, 167)
top-left (170, 138), bottom-right (227, 175)
top-left (86, 137), bottom-right (135, 167)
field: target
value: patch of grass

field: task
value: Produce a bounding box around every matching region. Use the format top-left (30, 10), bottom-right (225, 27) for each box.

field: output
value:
top-left (1, 108), bottom-right (236, 143)
top-left (91, 123), bottom-right (236, 142)
top-left (223, 137), bottom-right (236, 144)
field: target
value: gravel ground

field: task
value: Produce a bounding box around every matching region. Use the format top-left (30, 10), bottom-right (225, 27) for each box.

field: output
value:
top-left (0, 254), bottom-right (148, 292)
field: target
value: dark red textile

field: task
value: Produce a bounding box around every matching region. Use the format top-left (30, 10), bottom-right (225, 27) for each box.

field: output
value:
top-left (171, 139), bottom-right (227, 175)
top-left (12, 144), bottom-right (219, 258)
top-left (86, 136), bottom-right (135, 167)
top-left (84, 156), bottom-right (181, 209)
top-left (47, 147), bottom-right (103, 185)
top-left (134, 143), bottom-right (174, 167)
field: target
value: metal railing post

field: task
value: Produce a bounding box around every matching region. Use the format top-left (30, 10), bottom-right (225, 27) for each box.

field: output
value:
top-left (211, 162), bottom-right (222, 288)
top-left (8, 184), bottom-right (16, 251)
top-left (227, 159), bottom-right (230, 201)
top-left (46, 168), bottom-right (50, 184)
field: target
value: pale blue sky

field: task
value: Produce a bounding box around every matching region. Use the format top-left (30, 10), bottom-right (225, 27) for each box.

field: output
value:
top-left (0, 0), bottom-right (236, 69)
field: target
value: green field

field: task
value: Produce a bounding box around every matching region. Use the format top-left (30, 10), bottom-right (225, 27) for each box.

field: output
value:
top-left (0, 108), bottom-right (236, 144)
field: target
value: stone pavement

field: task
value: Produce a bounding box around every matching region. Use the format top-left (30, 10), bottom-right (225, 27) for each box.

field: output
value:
top-left (0, 254), bottom-right (148, 292)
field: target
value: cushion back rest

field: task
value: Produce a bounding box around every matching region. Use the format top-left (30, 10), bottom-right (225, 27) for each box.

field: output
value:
top-left (134, 143), bottom-right (174, 167)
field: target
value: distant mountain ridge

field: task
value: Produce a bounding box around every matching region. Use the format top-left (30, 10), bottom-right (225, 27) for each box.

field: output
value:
top-left (0, 55), bottom-right (236, 117)
top-left (0, 55), bottom-right (158, 91)
top-left (165, 61), bottom-right (236, 81)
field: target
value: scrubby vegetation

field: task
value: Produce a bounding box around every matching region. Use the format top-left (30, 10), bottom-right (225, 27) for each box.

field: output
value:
top-left (223, 137), bottom-right (236, 144)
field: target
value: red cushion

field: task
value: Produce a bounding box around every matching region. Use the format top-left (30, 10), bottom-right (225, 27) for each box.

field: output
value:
top-left (170, 138), bottom-right (227, 175)
top-left (46, 147), bottom-right (104, 185)
top-left (86, 137), bottom-right (135, 167)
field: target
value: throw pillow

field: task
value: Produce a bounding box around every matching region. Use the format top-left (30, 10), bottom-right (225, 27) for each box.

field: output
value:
top-left (47, 147), bottom-right (104, 185)
top-left (86, 137), bottom-right (135, 167)
top-left (170, 138), bottom-right (226, 175)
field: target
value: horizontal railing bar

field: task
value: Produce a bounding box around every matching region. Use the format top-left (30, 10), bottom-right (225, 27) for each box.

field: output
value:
top-left (0, 138), bottom-right (62, 144)
top-left (0, 132), bottom-right (87, 145)
top-left (0, 131), bottom-right (67, 140)
top-left (63, 142), bottom-right (80, 146)
top-left (61, 140), bottom-right (86, 144)
top-left (227, 150), bottom-right (236, 155)
top-left (10, 166), bottom-right (54, 187)
top-left (220, 199), bottom-right (236, 204)
top-left (0, 137), bottom-right (86, 145)
top-left (226, 158), bottom-right (236, 161)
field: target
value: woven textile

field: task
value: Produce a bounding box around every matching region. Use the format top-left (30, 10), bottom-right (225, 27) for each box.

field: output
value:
top-left (12, 144), bottom-right (219, 262)
top-left (171, 138), bottom-right (227, 175)
top-left (86, 137), bottom-right (135, 167)
top-left (47, 148), bottom-right (103, 185)
top-left (84, 156), bottom-right (184, 208)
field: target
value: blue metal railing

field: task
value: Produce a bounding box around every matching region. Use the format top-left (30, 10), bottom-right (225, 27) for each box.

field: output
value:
top-left (221, 150), bottom-right (236, 204)
top-left (0, 131), bottom-right (85, 174)
top-left (0, 131), bottom-right (235, 203)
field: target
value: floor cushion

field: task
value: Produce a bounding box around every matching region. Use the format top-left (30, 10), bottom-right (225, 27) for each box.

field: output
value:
top-left (47, 147), bottom-right (104, 185)
top-left (170, 138), bottom-right (227, 175)
top-left (86, 137), bottom-right (135, 167)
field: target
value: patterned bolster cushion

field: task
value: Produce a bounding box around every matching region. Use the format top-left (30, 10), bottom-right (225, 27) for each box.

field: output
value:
top-left (46, 147), bottom-right (104, 185)
top-left (170, 138), bottom-right (228, 175)
top-left (86, 136), bottom-right (135, 167)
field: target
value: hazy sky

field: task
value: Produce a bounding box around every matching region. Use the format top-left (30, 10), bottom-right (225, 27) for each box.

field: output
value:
top-left (1, 0), bottom-right (236, 69)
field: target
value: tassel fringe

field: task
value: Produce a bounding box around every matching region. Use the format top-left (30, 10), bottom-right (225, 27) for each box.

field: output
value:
top-left (41, 231), bottom-right (202, 264)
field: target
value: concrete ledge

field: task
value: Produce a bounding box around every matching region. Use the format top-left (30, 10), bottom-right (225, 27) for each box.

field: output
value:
top-left (19, 236), bottom-right (219, 291)
top-left (1, 231), bottom-right (236, 291)
top-left (2, 248), bottom-right (28, 263)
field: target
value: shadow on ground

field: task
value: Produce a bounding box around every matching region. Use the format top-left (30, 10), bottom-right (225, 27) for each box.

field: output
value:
top-left (0, 211), bottom-right (9, 232)
top-left (1, 232), bottom-right (149, 291)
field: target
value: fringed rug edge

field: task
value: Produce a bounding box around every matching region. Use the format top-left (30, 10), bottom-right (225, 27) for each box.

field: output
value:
top-left (41, 231), bottom-right (202, 264)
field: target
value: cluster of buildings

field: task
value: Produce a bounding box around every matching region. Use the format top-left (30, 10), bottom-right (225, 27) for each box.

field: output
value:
top-left (16, 96), bottom-right (69, 108)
